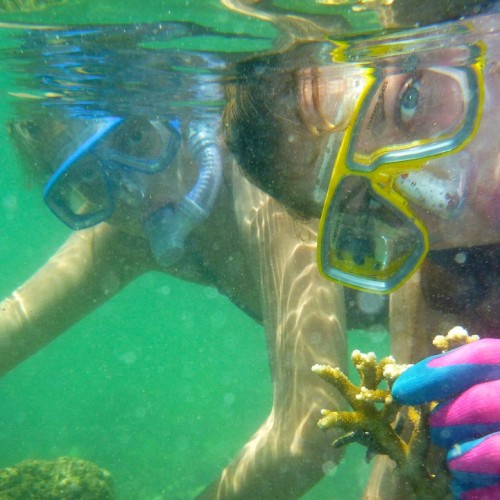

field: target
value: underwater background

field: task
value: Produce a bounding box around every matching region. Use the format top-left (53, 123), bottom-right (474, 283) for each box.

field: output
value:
top-left (0, 1), bottom-right (390, 498)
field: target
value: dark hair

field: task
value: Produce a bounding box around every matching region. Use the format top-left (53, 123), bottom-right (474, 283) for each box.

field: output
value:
top-left (8, 110), bottom-right (70, 184)
top-left (392, 0), bottom-right (497, 26)
top-left (224, 58), bottom-right (297, 196)
top-left (224, 42), bottom-right (333, 221)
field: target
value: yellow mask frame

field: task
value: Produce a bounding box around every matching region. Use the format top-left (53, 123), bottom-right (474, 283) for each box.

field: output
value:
top-left (317, 41), bottom-right (485, 293)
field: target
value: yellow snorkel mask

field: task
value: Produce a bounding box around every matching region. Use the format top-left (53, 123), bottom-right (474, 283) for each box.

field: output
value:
top-left (317, 40), bottom-right (485, 293)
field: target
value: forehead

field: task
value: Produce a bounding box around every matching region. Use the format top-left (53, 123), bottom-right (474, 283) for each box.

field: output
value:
top-left (312, 15), bottom-right (493, 82)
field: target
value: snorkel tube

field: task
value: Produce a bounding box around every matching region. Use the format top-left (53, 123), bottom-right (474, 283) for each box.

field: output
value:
top-left (145, 116), bottom-right (223, 267)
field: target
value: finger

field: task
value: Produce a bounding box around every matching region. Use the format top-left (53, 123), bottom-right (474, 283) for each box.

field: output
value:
top-left (429, 380), bottom-right (500, 448)
top-left (447, 432), bottom-right (500, 499)
top-left (392, 339), bottom-right (500, 405)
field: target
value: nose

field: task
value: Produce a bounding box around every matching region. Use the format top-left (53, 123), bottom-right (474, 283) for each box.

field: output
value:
top-left (109, 168), bottom-right (147, 208)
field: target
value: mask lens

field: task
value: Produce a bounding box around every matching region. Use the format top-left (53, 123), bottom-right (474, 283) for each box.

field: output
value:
top-left (97, 118), bottom-right (181, 172)
top-left (349, 66), bottom-right (477, 170)
top-left (320, 176), bottom-right (425, 292)
top-left (44, 160), bottom-right (113, 230)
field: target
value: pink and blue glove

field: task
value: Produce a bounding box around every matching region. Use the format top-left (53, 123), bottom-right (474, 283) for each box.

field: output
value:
top-left (392, 338), bottom-right (500, 499)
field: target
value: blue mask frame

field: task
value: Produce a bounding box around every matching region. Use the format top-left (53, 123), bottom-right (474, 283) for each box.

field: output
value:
top-left (43, 116), bottom-right (181, 230)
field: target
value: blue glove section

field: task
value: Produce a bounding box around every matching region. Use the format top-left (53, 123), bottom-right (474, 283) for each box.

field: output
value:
top-left (390, 339), bottom-right (500, 499)
top-left (431, 421), bottom-right (500, 449)
top-left (392, 358), bottom-right (500, 405)
top-left (447, 433), bottom-right (500, 499)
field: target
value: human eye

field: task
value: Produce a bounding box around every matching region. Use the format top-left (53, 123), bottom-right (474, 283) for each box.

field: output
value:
top-left (397, 76), bottom-right (421, 127)
top-left (119, 119), bottom-right (152, 156)
top-left (109, 118), bottom-right (162, 159)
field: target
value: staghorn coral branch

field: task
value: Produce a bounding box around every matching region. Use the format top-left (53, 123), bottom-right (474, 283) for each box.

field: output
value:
top-left (312, 327), bottom-right (479, 497)
top-left (313, 364), bottom-right (365, 410)
top-left (433, 325), bottom-right (480, 352)
top-left (314, 361), bottom-right (409, 466)
top-left (351, 350), bottom-right (379, 389)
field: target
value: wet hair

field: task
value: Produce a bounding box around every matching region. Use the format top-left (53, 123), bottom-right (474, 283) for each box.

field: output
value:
top-left (224, 42), bottom-right (333, 219)
top-left (392, 0), bottom-right (498, 26)
top-left (224, 55), bottom-right (299, 199)
top-left (8, 110), bottom-right (69, 184)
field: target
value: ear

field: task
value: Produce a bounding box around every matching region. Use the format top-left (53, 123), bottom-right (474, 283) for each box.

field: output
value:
top-left (8, 119), bottom-right (42, 143)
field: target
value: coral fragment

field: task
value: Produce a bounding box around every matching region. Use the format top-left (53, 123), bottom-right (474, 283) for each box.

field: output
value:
top-left (311, 325), bottom-right (478, 497)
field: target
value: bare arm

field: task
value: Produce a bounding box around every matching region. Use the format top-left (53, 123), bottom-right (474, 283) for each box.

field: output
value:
top-left (0, 223), bottom-right (153, 376)
top-left (200, 168), bottom-right (348, 499)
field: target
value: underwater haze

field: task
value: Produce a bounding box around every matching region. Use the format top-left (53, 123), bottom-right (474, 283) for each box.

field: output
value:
top-left (0, 1), bottom-right (390, 498)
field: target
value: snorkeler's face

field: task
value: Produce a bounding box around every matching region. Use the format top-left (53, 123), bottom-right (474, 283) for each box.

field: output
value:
top-left (363, 49), bottom-right (500, 250)
top-left (415, 56), bottom-right (500, 249)
top-left (95, 118), bottom-right (200, 236)
top-left (106, 143), bottom-right (199, 236)
top-left (287, 34), bottom-right (500, 252)
top-left (10, 115), bottom-right (200, 237)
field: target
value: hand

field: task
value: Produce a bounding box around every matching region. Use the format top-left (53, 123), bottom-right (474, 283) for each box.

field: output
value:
top-left (392, 338), bottom-right (500, 499)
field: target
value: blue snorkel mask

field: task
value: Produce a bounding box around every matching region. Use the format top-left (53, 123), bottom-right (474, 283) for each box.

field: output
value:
top-left (10, 22), bottom-right (235, 268)
top-left (43, 114), bottom-right (223, 268)
top-left (43, 116), bottom-right (182, 230)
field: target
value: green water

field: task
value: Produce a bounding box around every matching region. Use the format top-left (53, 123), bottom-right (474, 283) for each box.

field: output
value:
top-left (0, 1), bottom-right (390, 498)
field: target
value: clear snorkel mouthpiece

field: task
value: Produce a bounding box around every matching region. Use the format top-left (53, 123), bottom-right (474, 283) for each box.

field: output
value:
top-left (144, 117), bottom-right (223, 267)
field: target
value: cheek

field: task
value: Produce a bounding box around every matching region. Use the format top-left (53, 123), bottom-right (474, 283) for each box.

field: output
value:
top-left (467, 82), bottom-right (500, 222)
top-left (468, 151), bottom-right (500, 224)
top-left (111, 160), bottom-right (188, 227)
top-left (280, 130), bottom-right (324, 178)
top-left (145, 165), bottom-right (188, 209)
top-left (144, 153), bottom-right (204, 212)
top-left (274, 132), bottom-right (330, 215)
